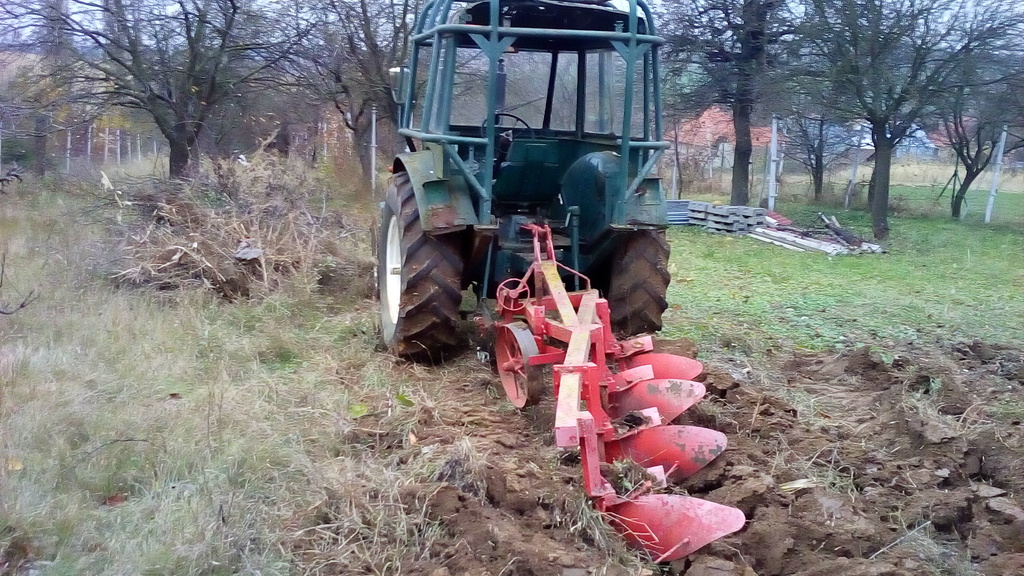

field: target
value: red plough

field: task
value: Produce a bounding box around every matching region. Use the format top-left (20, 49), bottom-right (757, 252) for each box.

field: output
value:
top-left (492, 224), bottom-right (745, 561)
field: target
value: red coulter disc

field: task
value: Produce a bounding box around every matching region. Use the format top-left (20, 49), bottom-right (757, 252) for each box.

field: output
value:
top-left (624, 353), bottom-right (704, 381)
top-left (607, 378), bottom-right (706, 422)
top-left (605, 425), bottom-right (728, 481)
top-left (606, 494), bottom-right (747, 562)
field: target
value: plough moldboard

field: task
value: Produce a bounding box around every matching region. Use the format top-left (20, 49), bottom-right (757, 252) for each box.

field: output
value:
top-left (489, 224), bottom-right (746, 562)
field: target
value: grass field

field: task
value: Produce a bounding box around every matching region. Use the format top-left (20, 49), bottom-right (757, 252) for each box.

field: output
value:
top-left (886, 185), bottom-right (1024, 225)
top-left (663, 202), bottom-right (1024, 355)
top-left (1, 165), bottom-right (1023, 574)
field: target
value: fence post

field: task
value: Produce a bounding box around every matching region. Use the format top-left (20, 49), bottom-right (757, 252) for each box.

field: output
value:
top-left (845, 125), bottom-right (867, 207)
top-left (371, 106), bottom-right (378, 195)
top-left (767, 116), bottom-right (779, 211)
top-left (984, 124), bottom-right (1008, 224)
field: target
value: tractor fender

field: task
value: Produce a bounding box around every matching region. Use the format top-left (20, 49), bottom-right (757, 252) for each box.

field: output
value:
top-left (561, 152), bottom-right (667, 229)
top-left (393, 148), bottom-right (478, 232)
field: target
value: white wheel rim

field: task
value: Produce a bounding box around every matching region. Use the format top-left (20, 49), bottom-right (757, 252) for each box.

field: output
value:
top-left (384, 214), bottom-right (402, 326)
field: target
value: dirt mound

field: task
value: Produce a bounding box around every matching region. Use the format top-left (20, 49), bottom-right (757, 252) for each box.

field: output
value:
top-left (397, 481), bottom-right (588, 576)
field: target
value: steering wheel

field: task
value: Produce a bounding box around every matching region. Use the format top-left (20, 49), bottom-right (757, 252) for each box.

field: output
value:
top-left (479, 113), bottom-right (536, 140)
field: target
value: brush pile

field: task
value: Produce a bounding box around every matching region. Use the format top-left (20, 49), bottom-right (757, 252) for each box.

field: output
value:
top-left (108, 156), bottom-right (373, 299)
top-left (749, 212), bottom-right (886, 255)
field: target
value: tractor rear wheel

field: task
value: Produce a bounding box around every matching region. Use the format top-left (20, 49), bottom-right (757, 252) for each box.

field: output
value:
top-left (607, 229), bottom-right (670, 337)
top-left (378, 173), bottom-right (464, 361)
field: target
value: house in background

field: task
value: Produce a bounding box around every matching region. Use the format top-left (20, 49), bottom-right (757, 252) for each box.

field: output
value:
top-left (669, 106), bottom-right (774, 177)
top-left (838, 122), bottom-right (940, 162)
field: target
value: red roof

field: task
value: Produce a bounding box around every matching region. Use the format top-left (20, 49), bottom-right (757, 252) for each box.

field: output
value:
top-left (670, 106), bottom-right (774, 147)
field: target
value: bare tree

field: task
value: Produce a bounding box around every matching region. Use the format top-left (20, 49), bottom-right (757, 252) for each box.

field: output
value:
top-left (662, 0), bottom-right (794, 206)
top-left (938, 56), bottom-right (1024, 219)
top-left (299, 0), bottom-right (417, 180)
top-left (803, 0), bottom-right (1024, 239)
top-left (782, 107), bottom-right (858, 202)
top-left (5, 0), bottom-right (306, 178)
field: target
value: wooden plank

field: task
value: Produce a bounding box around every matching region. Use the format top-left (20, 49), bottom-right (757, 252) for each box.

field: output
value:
top-left (564, 330), bottom-right (591, 365)
top-left (554, 372), bottom-right (582, 448)
top-left (748, 232), bottom-right (807, 251)
top-left (752, 229), bottom-right (847, 254)
top-left (576, 290), bottom-right (598, 326)
top-left (540, 260), bottom-right (578, 327)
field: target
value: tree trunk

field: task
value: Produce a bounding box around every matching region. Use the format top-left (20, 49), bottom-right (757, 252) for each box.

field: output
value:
top-left (951, 171), bottom-right (980, 218)
top-left (353, 123), bottom-right (372, 182)
top-left (731, 101), bottom-right (753, 206)
top-left (168, 138), bottom-right (191, 179)
top-left (32, 114), bottom-right (49, 177)
top-left (812, 152), bottom-right (825, 201)
top-left (871, 132), bottom-right (893, 240)
top-left (867, 165), bottom-right (877, 206)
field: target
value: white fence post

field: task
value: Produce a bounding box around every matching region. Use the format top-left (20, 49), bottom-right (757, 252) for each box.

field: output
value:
top-left (984, 124), bottom-right (1008, 224)
top-left (371, 106), bottom-right (378, 194)
top-left (767, 116), bottom-right (779, 211)
top-left (845, 125), bottom-right (867, 207)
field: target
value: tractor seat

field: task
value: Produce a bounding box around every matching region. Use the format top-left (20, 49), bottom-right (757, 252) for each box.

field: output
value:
top-left (492, 141), bottom-right (562, 204)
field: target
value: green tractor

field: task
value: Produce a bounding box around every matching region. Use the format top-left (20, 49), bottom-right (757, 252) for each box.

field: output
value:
top-left (379, 0), bottom-right (671, 360)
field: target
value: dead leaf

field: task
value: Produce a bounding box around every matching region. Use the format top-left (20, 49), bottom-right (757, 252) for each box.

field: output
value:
top-left (6, 457), bottom-right (24, 471)
top-left (408, 432), bottom-right (418, 446)
top-left (103, 493), bottom-right (129, 506)
top-left (167, 393), bottom-right (182, 400)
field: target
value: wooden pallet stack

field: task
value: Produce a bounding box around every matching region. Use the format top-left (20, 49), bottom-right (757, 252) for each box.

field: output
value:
top-left (686, 201), bottom-right (767, 233)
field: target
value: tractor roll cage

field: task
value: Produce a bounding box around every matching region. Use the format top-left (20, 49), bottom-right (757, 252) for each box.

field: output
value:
top-left (397, 0), bottom-right (668, 223)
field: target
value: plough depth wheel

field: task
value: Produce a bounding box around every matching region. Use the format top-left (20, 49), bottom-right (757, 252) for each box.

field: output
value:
top-left (495, 322), bottom-right (544, 408)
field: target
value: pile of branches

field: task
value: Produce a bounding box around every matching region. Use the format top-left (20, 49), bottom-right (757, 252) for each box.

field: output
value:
top-left (108, 156), bottom-right (371, 300)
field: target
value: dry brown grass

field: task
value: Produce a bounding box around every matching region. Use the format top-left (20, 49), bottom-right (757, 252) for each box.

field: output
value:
top-left (98, 155), bottom-right (373, 301)
top-left (0, 163), bottom-right (389, 575)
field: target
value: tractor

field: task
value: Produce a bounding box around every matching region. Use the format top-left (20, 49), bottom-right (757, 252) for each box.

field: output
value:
top-left (379, 0), bottom-right (671, 360)
top-left (376, 0), bottom-right (746, 561)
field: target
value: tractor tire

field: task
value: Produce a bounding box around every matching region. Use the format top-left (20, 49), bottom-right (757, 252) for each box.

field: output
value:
top-left (378, 173), bottom-right (464, 361)
top-left (607, 229), bottom-right (670, 337)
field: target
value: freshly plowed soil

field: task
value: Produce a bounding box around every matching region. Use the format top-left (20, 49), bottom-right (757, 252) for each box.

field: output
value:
top-left (302, 339), bottom-right (1024, 576)
top-left (677, 342), bottom-right (1024, 576)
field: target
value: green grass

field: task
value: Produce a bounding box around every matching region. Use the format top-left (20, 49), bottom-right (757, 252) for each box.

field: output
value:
top-left (887, 185), bottom-right (1024, 225)
top-left (663, 203), bottom-right (1024, 354)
